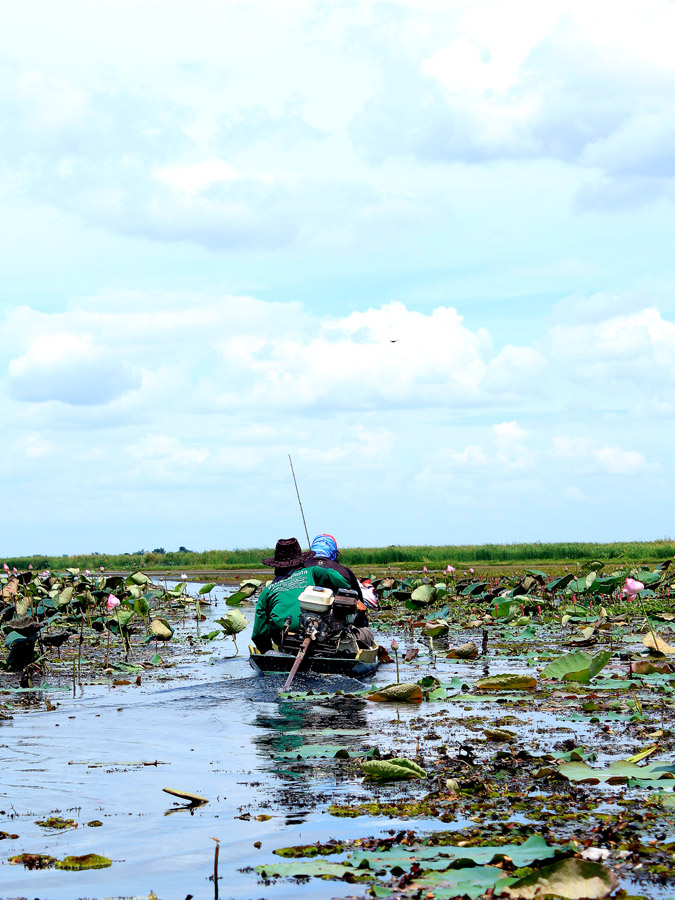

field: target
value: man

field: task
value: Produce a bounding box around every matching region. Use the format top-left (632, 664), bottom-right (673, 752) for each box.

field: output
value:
top-left (251, 537), bottom-right (352, 653)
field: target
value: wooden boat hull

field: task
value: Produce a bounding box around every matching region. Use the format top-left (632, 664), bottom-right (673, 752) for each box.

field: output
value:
top-left (249, 644), bottom-right (379, 679)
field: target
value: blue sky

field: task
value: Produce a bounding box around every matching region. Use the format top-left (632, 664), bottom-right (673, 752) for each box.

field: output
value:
top-left (2, 0), bottom-right (675, 555)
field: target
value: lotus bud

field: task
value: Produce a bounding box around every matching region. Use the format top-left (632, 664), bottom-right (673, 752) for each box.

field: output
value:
top-left (391, 639), bottom-right (399, 651)
top-left (106, 593), bottom-right (120, 611)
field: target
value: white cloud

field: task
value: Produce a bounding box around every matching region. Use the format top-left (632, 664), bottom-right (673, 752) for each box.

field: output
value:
top-left (158, 159), bottom-right (238, 193)
top-left (8, 331), bottom-right (141, 405)
top-left (592, 446), bottom-right (651, 475)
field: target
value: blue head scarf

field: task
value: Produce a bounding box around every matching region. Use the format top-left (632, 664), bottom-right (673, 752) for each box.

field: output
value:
top-left (310, 533), bottom-right (338, 561)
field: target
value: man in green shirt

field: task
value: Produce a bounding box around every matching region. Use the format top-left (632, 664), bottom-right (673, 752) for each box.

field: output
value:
top-left (251, 537), bottom-right (353, 653)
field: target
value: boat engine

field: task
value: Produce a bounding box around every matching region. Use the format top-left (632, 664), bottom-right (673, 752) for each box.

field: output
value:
top-left (280, 587), bottom-right (361, 657)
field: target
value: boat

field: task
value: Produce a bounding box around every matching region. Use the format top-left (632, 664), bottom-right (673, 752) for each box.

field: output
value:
top-left (249, 642), bottom-right (379, 678)
top-left (248, 585), bottom-right (380, 682)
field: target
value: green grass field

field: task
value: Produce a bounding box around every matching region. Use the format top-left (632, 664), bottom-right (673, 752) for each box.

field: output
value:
top-left (3, 540), bottom-right (675, 573)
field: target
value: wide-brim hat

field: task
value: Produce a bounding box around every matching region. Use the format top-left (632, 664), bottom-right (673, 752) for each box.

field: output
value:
top-left (262, 537), bottom-right (313, 569)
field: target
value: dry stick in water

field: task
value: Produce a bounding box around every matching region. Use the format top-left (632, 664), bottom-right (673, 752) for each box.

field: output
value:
top-left (211, 837), bottom-right (220, 900)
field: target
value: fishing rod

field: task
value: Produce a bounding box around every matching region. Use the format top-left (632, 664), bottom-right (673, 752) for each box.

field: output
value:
top-left (288, 454), bottom-right (311, 550)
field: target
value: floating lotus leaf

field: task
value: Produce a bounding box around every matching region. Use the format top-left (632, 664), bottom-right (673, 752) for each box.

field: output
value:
top-left (642, 632), bottom-right (675, 654)
top-left (257, 860), bottom-right (355, 879)
top-left (558, 758), bottom-right (675, 784)
top-left (542, 650), bottom-right (611, 683)
top-left (499, 856), bottom-right (617, 899)
top-left (360, 757), bottom-right (426, 780)
top-left (484, 727), bottom-right (517, 742)
top-left (447, 641), bottom-right (479, 659)
top-left (55, 853), bottom-right (112, 870)
top-left (366, 682), bottom-right (423, 703)
top-left (475, 673), bottom-right (537, 691)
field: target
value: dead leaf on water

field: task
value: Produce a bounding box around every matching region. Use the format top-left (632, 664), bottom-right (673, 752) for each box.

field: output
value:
top-left (643, 632), bottom-right (675, 654)
top-left (162, 787), bottom-right (208, 805)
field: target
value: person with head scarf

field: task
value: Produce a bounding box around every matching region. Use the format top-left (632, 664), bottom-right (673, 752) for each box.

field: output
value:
top-left (308, 534), bottom-right (363, 598)
top-left (308, 533), bottom-right (375, 648)
top-left (251, 537), bottom-right (352, 653)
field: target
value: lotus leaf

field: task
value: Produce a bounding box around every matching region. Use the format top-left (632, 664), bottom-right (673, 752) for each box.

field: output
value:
top-left (257, 860), bottom-right (356, 879)
top-left (447, 641), bottom-right (479, 659)
top-left (475, 673), bottom-right (537, 691)
top-left (542, 649), bottom-right (611, 683)
top-left (559, 758), bottom-right (675, 783)
top-left (366, 682), bottom-right (423, 703)
top-left (405, 584), bottom-right (436, 609)
top-left (55, 853), bottom-right (112, 870)
top-left (226, 588), bottom-right (256, 605)
top-left (216, 610), bottom-right (247, 635)
top-left (149, 618), bottom-right (173, 641)
top-left (351, 834), bottom-right (559, 871)
top-left (499, 856), bottom-right (616, 899)
top-left (484, 727), bottom-right (517, 741)
top-left (422, 618), bottom-right (449, 637)
top-left (278, 745), bottom-right (376, 759)
top-left (134, 597), bottom-right (150, 617)
top-left (198, 582), bottom-right (217, 595)
top-left (360, 757), bottom-right (426, 779)
top-left (643, 631), bottom-right (675, 654)
top-left (127, 572), bottom-right (150, 585)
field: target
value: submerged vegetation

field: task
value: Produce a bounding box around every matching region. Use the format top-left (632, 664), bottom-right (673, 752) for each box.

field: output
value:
top-left (3, 539), bottom-right (675, 573)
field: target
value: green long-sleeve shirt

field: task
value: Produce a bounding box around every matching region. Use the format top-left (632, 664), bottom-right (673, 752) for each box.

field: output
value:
top-left (251, 564), bottom-right (351, 653)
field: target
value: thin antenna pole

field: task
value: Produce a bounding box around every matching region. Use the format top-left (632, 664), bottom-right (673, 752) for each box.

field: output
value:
top-left (289, 454), bottom-right (311, 550)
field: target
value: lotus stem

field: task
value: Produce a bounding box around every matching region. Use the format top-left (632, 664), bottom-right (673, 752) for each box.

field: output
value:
top-left (394, 649), bottom-right (400, 683)
top-left (78, 611), bottom-right (84, 674)
top-left (105, 625), bottom-right (111, 669)
top-left (636, 592), bottom-right (659, 653)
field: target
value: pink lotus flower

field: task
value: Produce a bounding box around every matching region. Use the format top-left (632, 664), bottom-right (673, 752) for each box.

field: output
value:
top-left (100, 566), bottom-right (105, 572)
top-left (29, 564), bottom-right (33, 570)
top-left (423, 566), bottom-right (428, 573)
top-left (469, 567), bottom-right (474, 574)
top-left (12, 568), bottom-right (17, 574)
top-left (2, 563), bottom-right (7, 572)
top-left (391, 639), bottom-right (399, 651)
top-left (85, 569), bottom-right (90, 576)
top-left (446, 565), bottom-right (455, 573)
top-left (106, 593), bottom-right (120, 611)
top-left (622, 578), bottom-right (644, 597)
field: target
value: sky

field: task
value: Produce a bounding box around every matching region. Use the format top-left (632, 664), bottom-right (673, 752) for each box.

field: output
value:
top-left (2, 0), bottom-right (675, 556)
